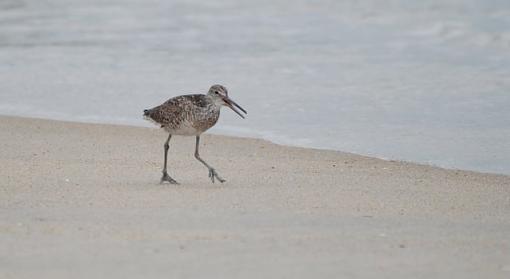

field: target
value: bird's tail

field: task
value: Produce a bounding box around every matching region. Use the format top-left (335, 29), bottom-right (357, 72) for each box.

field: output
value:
top-left (143, 109), bottom-right (154, 121)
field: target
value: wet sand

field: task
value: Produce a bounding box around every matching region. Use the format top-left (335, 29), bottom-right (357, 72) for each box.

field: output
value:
top-left (1, 115), bottom-right (509, 278)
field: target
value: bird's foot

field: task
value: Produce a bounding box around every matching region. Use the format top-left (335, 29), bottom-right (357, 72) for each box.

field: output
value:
top-left (208, 168), bottom-right (226, 183)
top-left (161, 172), bottom-right (179, 184)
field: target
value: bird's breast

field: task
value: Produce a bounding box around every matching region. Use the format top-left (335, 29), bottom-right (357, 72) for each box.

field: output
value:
top-left (165, 108), bottom-right (220, 136)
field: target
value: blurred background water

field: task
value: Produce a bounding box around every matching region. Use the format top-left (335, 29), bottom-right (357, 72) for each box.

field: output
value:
top-left (0, 0), bottom-right (509, 174)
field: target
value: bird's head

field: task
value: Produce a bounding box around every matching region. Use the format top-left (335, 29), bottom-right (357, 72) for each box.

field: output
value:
top-left (207, 84), bottom-right (247, 119)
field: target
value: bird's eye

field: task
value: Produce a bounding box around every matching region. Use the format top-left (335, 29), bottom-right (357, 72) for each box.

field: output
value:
top-left (214, 91), bottom-right (219, 94)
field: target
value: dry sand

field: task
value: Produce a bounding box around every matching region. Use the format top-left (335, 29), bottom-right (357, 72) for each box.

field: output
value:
top-left (1, 115), bottom-right (509, 278)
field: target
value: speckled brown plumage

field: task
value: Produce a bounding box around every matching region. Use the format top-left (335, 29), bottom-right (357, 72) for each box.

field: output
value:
top-left (144, 94), bottom-right (220, 136)
top-left (143, 84), bottom-right (247, 184)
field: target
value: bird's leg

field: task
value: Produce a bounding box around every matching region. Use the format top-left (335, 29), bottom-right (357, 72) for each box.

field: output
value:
top-left (161, 134), bottom-right (178, 184)
top-left (194, 136), bottom-right (225, 183)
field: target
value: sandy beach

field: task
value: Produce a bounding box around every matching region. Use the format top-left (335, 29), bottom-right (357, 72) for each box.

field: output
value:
top-left (1, 115), bottom-right (509, 278)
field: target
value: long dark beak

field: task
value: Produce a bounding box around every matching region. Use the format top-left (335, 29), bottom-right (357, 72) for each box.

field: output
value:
top-left (223, 96), bottom-right (247, 119)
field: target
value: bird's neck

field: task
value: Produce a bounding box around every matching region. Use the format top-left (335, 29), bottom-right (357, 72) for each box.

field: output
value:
top-left (206, 95), bottom-right (224, 111)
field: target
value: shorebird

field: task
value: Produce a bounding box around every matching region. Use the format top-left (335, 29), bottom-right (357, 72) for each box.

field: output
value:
top-left (143, 84), bottom-right (247, 184)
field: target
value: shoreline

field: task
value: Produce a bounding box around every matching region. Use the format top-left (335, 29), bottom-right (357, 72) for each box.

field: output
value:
top-left (2, 114), bottom-right (507, 178)
top-left (1, 115), bottom-right (509, 278)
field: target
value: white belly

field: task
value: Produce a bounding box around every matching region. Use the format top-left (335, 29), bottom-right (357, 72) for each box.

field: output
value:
top-left (164, 120), bottom-right (202, 136)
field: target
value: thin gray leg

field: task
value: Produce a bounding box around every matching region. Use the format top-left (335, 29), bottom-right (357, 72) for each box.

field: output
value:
top-left (194, 136), bottom-right (225, 183)
top-left (161, 133), bottom-right (178, 184)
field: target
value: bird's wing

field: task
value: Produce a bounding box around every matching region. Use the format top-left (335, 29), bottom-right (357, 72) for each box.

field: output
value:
top-left (145, 97), bottom-right (184, 125)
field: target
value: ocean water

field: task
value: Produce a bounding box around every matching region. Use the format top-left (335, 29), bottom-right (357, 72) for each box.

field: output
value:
top-left (0, 0), bottom-right (509, 175)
